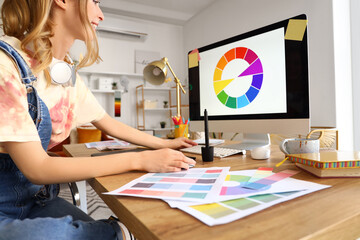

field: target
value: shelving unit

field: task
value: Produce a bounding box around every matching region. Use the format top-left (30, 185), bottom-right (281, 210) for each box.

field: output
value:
top-left (78, 71), bottom-right (144, 125)
top-left (78, 70), bottom-right (143, 92)
top-left (90, 90), bottom-right (116, 93)
top-left (136, 84), bottom-right (188, 135)
top-left (79, 70), bottom-right (143, 79)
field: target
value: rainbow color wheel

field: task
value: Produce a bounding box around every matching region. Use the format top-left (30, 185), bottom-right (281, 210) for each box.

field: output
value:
top-left (213, 47), bottom-right (263, 109)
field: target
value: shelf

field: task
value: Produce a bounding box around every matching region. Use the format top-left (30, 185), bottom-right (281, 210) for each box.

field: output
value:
top-left (140, 87), bottom-right (189, 91)
top-left (153, 128), bottom-right (173, 131)
top-left (91, 89), bottom-right (116, 93)
top-left (144, 108), bottom-right (172, 111)
top-left (138, 127), bottom-right (173, 131)
top-left (136, 84), bottom-right (188, 132)
top-left (79, 71), bottom-right (143, 78)
top-left (141, 87), bottom-right (172, 91)
top-left (137, 106), bottom-right (188, 110)
top-left (170, 105), bottom-right (189, 108)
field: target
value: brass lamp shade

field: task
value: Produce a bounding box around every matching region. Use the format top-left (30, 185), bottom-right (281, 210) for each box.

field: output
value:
top-left (143, 57), bottom-right (185, 117)
top-left (143, 58), bottom-right (168, 85)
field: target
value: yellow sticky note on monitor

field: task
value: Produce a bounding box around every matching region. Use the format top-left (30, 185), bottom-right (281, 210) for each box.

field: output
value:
top-left (285, 19), bottom-right (308, 41)
top-left (188, 52), bottom-right (199, 68)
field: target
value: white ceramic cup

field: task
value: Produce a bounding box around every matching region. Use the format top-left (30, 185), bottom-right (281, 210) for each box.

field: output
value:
top-left (279, 138), bottom-right (320, 155)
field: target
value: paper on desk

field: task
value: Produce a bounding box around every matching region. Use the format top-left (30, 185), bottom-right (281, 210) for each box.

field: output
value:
top-left (193, 138), bottom-right (225, 145)
top-left (165, 169), bottom-right (315, 208)
top-left (104, 167), bottom-right (230, 203)
top-left (166, 170), bottom-right (330, 226)
top-left (178, 184), bottom-right (329, 226)
top-left (85, 139), bottom-right (130, 151)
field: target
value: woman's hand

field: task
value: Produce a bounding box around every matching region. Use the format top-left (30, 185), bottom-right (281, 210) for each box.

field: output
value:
top-left (162, 137), bottom-right (198, 150)
top-left (134, 148), bottom-right (196, 173)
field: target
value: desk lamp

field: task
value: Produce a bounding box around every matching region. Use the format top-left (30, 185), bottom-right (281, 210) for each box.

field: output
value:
top-left (143, 57), bottom-right (186, 117)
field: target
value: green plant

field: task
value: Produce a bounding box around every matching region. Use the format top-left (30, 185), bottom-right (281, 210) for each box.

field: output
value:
top-left (163, 101), bottom-right (168, 108)
top-left (112, 82), bottom-right (118, 89)
top-left (160, 121), bottom-right (166, 128)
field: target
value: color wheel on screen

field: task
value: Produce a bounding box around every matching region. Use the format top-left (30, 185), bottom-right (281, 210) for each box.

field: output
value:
top-left (213, 47), bottom-right (263, 109)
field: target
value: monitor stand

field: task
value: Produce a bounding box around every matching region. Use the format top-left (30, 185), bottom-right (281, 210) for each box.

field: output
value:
top-left (223, 133), bottom-right (270, 150)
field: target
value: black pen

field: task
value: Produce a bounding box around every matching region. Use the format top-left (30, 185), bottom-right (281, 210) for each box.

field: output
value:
top-left (204, 109), bottom-right (209, 148)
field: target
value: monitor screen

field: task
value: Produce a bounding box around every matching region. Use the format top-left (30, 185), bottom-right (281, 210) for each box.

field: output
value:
top-left (188, 14), bottom-right (310, 135)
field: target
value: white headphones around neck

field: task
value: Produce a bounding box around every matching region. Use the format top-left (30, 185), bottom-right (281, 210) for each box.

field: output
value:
top-left (49, 55), bottom-right (76, 87)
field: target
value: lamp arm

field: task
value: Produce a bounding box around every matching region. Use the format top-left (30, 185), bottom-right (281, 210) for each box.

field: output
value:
top-left (165, 59), bottom-right (186, 94)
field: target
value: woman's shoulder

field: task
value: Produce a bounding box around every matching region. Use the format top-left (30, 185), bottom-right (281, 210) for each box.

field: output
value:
top-left (0, 35), bottom-right (22, 47)
top-left (0, 36), bottom-right (26, 72)
top-left (0, 36), bottom-right (36, 72)
top-left (0, 36), bottom-right (24, 58)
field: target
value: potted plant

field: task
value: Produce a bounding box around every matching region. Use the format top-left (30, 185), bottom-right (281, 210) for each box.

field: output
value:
top-left (163, 101), bottom-right (168, 108)
top-left (160, 121), bottom-right (166, 128)
top-left (112, 82), bottom-right (118, 90)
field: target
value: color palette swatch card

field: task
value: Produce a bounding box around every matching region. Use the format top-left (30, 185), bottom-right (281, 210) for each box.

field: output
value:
top-left (105, 167), bottom-right (230, 202)
top-left (242, 169), bottom-right (299, 190)
top-left (246, 167), bottom-right (274, 183)
top-left (177, 175), bottom-right (330, 226)
top-left (167, 169), bottom-right (310, 208)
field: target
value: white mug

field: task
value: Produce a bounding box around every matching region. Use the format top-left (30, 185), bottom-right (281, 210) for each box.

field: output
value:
top-left (279, 138), bottom-right (320, 155)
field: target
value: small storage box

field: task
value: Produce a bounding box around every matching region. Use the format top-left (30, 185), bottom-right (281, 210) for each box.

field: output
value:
top-left (96, 77), bottom-right (113, 90)
top-left (143, 100), bottom-right (158, 109)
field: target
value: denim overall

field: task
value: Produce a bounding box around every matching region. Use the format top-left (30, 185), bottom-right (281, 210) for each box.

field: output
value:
top-left (0, 41), bottom-right (121, 240)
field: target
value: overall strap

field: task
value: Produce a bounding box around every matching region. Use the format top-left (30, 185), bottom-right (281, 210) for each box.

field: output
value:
top-left (0, 40), bottom-right (52, 151)
top-left (0, 40), bottom-right (37, 84)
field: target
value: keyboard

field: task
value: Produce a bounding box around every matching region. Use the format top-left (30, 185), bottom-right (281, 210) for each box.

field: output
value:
top-left (180, 145), bottom-right (245, 158)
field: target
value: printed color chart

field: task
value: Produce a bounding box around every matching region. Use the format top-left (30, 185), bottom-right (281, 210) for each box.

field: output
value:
top-left (220, 169), bottom-right (298, 198)
top-left (114, 91), bottom-right (121, 117)
top-left (247, 167), bottom-right (273, 182)
top-left (243, 169), bottom-right (298, 190)
top-left (176, 170), bottom-right (330, 226)
top-left (106, 167), bottom-right (230, 202)
top-left (167, 169), bottom-right (309, 207)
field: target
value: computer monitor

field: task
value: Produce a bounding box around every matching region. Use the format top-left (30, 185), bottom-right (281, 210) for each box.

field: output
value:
top-left (188, 14), bottom-right (310, 149)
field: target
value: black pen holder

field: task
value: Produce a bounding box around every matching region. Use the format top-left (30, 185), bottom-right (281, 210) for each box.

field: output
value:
top-left (201, 146), bottom-right (214, 162)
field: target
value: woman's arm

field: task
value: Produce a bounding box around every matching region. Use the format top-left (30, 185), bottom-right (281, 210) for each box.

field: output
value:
top-left (3, 140), bottom-right (196, 185)
top-left (92, 114), bottom-right (197, 149)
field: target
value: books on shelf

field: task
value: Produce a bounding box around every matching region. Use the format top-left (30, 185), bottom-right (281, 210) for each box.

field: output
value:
top-left (288, 151), bottom-right (360, 178)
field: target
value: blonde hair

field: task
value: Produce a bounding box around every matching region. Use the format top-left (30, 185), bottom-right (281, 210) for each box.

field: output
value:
top-left (1, 0), bottom-right (101, 82)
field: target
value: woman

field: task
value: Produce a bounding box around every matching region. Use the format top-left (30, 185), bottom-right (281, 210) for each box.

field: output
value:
top-left (0, 0), bottom-right (197, 239)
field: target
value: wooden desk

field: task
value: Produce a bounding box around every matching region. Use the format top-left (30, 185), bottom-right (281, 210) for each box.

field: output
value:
top-left (63, 144), bottom-right (360, 240)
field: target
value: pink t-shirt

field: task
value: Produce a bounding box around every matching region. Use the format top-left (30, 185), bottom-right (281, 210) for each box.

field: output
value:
top-left (0, 36), bottom-right (106, 152)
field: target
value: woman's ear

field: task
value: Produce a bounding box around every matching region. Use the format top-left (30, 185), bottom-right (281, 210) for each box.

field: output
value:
top-left (53, 0), bottom-right (67, 10)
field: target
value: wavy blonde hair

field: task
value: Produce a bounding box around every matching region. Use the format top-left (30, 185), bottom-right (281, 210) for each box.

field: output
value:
top-left (1, 0), bottom-right (100, 82)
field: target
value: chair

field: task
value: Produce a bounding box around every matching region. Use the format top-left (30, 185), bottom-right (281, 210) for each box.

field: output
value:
top-left (67, 182), bottom-right (81, 206)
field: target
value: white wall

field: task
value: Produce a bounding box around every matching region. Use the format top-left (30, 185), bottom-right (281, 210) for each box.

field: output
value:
top-left (0, 1), bottom-right (186, 130)
top-left (332, 0), bottom-right (353, 150)
top-left (350, 0), bottom-right (360, 151)
top-left (72, 14), bottom-right (185, 128)
top-left (1, 0), bottom-right (356, 148)
top-left (184, 0), bottom-right (354, 150)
